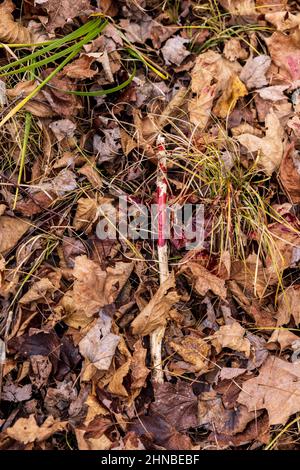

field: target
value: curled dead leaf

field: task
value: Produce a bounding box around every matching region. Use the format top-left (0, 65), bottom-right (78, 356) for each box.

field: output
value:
top-left (169, 335), bottom-right (211, 373)
top-left (179, 262), bottom-right (227, 299)
top-left (0, 0), bottom-right (31, 44)
top-left (131, 273), bottom-right (180, 336)
top-left (211, 322), bottom-right (251, 357)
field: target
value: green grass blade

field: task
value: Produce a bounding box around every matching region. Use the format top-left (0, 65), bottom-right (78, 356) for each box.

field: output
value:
top-left (13, 112), bottom-right (32, 210)
top-left (0, 19), bottom-right (106, 74)
top-left (63, 64), bottom-right (136, 96)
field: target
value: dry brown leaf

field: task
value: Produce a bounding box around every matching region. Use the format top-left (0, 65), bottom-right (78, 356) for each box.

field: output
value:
top-left (219, 0), bottom-right (257, 16)
top-left (190, 50), bottom-right (241, 94)
top-left (219, 367), bottom-right (247, 381)
top-left (237, 110), bottom-right (284, 174)
top-left (19, 272), bottom-right (61, 304)
top-left (230, 253), bottom-right (277, 298)
top-left (179, 262), bottom-right (227, 299)
top-left (131, 339), bottom-right (149, 391)
top-left (49, 119), bottom-right (76, 142)
top-left (266, 32), bottom-right (300, 81)
top-left (256, 0), bottom-right (287, 13)
top-left (169, 335), bottom-right (211, 373)
top-left (276, 286), bottom-right (300, 326)
top-left (73, 197), bottom-right (98, 231)
top-left (0, 0), bottom-right (31, 44)
top-left (238, 356), bottom-right (300, 425)
top-left (213, 75), bottom-right (248, 118)
top-left (107, 360), bottom-right (131, 397)
top-left (188, 84), bottom-right (216, 129)
top-left (63, 55), bottom-right (98, 79)
top-left (265, 11), bottom-right (300, 31)
top-left (0, 216), bottom-right (30, 254)
top-left (79, 316), bottom-right (120, 371)
top-left (6, 414), bottom-right (67, 444)
top-left (224, 38), bottom-right (248, 61)
top-left (211, 322), bottom-right (251, 357)
top-left (268, 329), bottom-right (300, 350)
top-left (198, 392), bottom-right (255, 436)
top-left (42, 0), bottom-right (91, 32)
top-left (240, 55), bottom-right (271, 89)
top-left (78, 163), bottom-right (103, 189)
top-left (72, 256), bottom-right (133, 318)
top-left (161, 36), bottom-right (190, 66)
top-left (279, 145), bottom-right (300, 203)
top-left (151, 381), bottom-right (198, 431)
top-left (41, 71), bottom-right (82, 117)
top-left (131, 273), bottom-right (180, 336)
top-left (257, 85), bottom-right (289, 101)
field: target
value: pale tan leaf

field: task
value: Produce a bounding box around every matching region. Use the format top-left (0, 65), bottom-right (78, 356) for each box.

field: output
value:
top-left (0, 216), bottom-right (30, 254)
top-left (72, 255), bottom-right (133, 318)
top-left (190, 50), bottom-right (241, 94)
top-left (0, 0), bottom-right (31, 44)
top-left (188, 85), bottom-right (216, 129)
top-left (131, 339), bottom-right (149, 391)
top-left (276, 286), bottom-right (300, 326)
top-left (107, 360), bottom-right (131, 397)
top-left (237, 110), bottom-right (284, 174)
top-left (170, 335), bottom-right (211, 373)
top-left (211, 322), bottom-right (251, 357)
top-left (73, 197), bottom-right (98, 231)
top-left (179, 262), bottom-right (227, 299)
top-left (238, 356), bottom-right (300, 425)
top-left (240, 55), bottom-right (271, 89)
top-left (20, 272), bottom-right (61, 304)
top-left (131, 273), bottom-right (180, 336)
top-left (79, 309), bottom-right (120, 370)
top-left (6, 414), bottom-right (67, 444)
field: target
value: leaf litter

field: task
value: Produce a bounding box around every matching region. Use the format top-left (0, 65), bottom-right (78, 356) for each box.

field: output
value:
top-left (1, 0), bottom-right (300, 452)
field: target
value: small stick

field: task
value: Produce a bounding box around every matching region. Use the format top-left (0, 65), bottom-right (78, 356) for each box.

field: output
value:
top-left (150, 135), bottom-right (169, 384)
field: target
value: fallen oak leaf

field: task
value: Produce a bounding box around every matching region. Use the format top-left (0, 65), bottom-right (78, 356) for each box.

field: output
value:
top-left (211, 322), bottom-right (251, 357)
top-left (276, 285), bottom-right (300, 326)
top-left (178, 262), bottom-right (227, 299)
top-left (169, 335), bottom-right (211, 373)
top-left (63, 55), bottom-right (98, 79)
top-left (6, 414), bottom-right (67, 444)
top-left (188, 84), bottom-right (216, 129)
top-left (240, 55), bottom-right (271, 89)
top-left (237, 109), bottom-right (284, 175)
top-left (238, 355), bottom-right (300, 425)
top-left (19, 272), bottom-right (61, 304)
top-left (42, 0), bottom-right (92, 32)
top-left (150, 380), bottom-right (198, 430)
top-left (190, 50), bottom-right (241, 95)
top-left (267, 329), bottom-right (300, 351)
top-left (73, 197), bottom-right (98, 232)
top-left (107, 360), bottom-right (131, 397)
top-left (0, 216), bottom-right (30, 254)
top-left (71, 255), bottom-right (133, 318)
top-left (279, 145), bottom-right (300, 203)
top-left (131, 272), bottom-right (180, 336)
top-left (198, 391), bottom-right (255, 436)
top-left (266, 32), bottom-right (300, 81)
top-left (79, 317), bottom-right (120, 371)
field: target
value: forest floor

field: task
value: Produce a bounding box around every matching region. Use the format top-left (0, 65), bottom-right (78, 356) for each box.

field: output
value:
top-left (1, 0), bottom-right (300, 451)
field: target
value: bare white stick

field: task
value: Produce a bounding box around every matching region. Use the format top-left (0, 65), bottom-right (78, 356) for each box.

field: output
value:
top-left (150, 135), bottom-right (169, 384)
